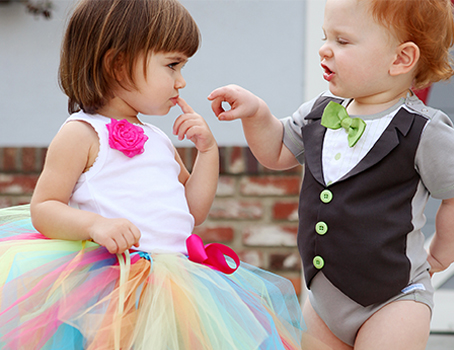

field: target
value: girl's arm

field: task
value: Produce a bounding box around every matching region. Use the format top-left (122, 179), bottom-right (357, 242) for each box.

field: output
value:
top-left (173, 98), bottom-right (219, 226)
top-left (208, 84), bottom-right (299, 170)
top-left (427, 197), bottom-right (454, 275)
top-left (30, 121), bottom-right (140, 254)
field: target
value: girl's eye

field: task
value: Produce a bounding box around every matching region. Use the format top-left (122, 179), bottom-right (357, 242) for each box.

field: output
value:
top-left (168, 62), bottom-right (186, 71)
top-left (337, 38), bottom-right (349, 45)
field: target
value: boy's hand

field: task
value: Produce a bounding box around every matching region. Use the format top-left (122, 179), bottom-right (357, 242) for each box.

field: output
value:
top-left (208, 84), bottom-right (262, 121)
top-left (173, 97), bottom-right (217, 153)
top-left (427, 251), bottom-right (447, 276)
top-left (89, 217), bottom-right (141, 255)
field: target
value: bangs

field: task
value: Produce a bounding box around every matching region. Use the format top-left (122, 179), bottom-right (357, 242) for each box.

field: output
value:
top-left (149, 1), bottom-right (201, 57)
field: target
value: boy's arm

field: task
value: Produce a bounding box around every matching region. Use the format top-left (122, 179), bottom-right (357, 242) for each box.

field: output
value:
top-left (173, 98), bottom-right (219, 226)
top-left (427, 197), bottom-right (454, 275)
top-left (208, 85), bottom-right (299, 170)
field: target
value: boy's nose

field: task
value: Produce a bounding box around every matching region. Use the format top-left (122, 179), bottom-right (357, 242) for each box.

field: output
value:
top-left (319, 43), bottom-right (332, 60)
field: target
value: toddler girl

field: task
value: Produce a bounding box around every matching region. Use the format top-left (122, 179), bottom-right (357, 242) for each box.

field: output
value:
top-left (0, 0), bottom-right (305, 349)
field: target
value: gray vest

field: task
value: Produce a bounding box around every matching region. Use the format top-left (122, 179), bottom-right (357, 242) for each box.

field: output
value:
top-left (298, 96), bottom-right (428, 306)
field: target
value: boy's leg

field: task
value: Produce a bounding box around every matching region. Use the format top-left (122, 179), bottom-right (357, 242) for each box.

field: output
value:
top-left (354, 300), bottom-right (430, 350)
top-left (302, 299), bottom-right (353, 350)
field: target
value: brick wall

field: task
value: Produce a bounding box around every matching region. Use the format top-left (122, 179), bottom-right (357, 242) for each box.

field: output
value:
top-left (0, 146), bottom-right (304, 296)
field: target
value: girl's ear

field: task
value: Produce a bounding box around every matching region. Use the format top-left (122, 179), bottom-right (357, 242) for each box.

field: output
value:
top-left (104, 49), bottom-right (126, 82)
top-left (389, 42), bottom-right (420, 76)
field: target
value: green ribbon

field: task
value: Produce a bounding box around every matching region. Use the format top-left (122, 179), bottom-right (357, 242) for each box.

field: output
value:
top-left (321, 101), bottom-right (366, 147)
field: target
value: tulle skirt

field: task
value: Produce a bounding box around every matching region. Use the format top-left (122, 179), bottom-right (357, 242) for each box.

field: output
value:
top-left (0, 205), bottom-right (306, 350)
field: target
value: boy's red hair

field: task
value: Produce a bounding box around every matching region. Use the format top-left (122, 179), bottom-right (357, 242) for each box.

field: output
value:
top-left (363, 0), bottom-right (454, 88)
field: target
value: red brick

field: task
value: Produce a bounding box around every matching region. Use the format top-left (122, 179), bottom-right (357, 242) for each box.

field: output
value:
top-left (12, 196), bottom-right (32, 206)
top-left (189, 148), bottom-right (197, 171)
top-left (0, 197), bottom-right (13, 208)
top-left (243, 225), bottom-right (298, 246)
top-left (272, 201), bottom-right (299, 221)
top-left (238, 250), bottom-right (265, 268)
top-left (219, 147), bottom-right (227, 174)
top-left (287, 276), bottom-right (302, 296)
top-left (245, 147), bottom-right (259, 174)
top-left (22, 148), bottom-right (37, 173)
top-left (240, 176), bottom-right (301, 196)
top-left (0, 174), bottom-right (39, 195)
top-left (216, 176), bottom-right (235, 197)
top-left (176, 147), bottom-right (187, 164)
top-left (193, 225), bottom-right (234, 243)
top-left (38, 148), bottom-right (47, 171)
top-left (3, 148), bottom-right (18, 172)
top-left (228, 146), bottom-right (245, 174)
top-left (209, 199), bottom-right (263, 220)
top-left (269, 252), bottom-right (301, 270)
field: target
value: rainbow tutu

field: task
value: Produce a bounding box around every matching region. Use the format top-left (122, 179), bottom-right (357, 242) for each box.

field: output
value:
top-left (0, 205), bottom-right (305, 350)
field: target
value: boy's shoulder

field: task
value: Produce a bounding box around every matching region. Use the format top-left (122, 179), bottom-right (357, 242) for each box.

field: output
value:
top-left (403, 94), bottom-right (440, 121)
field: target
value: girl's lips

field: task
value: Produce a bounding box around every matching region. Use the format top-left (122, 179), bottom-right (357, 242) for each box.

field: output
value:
top-left (321, 64), bottom-right (334, 82)
top-left (170, 96), bottom-right (179, 105)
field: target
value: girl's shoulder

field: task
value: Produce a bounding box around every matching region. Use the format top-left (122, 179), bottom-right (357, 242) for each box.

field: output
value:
top-left (64, 111), bottom-right (111, 130)
top-left (57, 112), bottom-right (104, 173)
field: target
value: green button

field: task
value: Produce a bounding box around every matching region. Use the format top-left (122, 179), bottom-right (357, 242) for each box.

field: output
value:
top-left (315, 221), bottom-right (328, 235)
top-left (320, 189), bottom-right (333, 203)
top-left (313, 256), bottom-right (325, 269)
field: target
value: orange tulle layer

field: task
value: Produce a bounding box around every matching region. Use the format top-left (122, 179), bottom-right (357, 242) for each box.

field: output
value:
top-left (0, 206), bottom-right (306, 349)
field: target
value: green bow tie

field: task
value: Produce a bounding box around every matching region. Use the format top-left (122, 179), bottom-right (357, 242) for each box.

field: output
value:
top-left (321, 101), bottom-right (366, 147)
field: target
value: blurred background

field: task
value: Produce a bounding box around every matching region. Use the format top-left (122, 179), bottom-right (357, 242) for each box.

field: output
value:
top-left (1, 0), bottom-right (453, 341)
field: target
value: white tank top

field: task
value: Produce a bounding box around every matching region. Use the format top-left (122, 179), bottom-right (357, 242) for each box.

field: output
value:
top-left (66, 111), bottom-right (194, 254)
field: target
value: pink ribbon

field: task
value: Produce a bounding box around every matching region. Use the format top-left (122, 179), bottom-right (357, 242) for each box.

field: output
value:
top-left (186, 234), bottom-right (240, 274)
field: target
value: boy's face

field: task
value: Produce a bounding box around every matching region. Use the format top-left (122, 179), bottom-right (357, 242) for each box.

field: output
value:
top-left (319, 0), bottom-right (401, 101)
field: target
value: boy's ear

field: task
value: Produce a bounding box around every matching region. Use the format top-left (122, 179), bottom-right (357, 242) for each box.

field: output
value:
top-left (389, 42), bottom-right (420, 76)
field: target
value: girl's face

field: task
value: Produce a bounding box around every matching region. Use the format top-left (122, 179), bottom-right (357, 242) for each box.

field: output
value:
top-left (112, 51), bottom-right (188, 119)
top-left (319, 0), bottom-right (400, 103)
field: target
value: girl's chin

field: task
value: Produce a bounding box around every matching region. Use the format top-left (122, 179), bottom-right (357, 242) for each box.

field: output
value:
top-left (142, 107), bottom-right (171, 116)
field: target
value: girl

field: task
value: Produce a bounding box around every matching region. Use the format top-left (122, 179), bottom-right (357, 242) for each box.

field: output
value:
top-left (0, 0), bottom-right (305, 349)
top-left (209, 0), bottom-right (454, 349)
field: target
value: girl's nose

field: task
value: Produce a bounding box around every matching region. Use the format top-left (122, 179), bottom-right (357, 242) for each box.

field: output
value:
top-left (175, 73), bottom-right (186, 90)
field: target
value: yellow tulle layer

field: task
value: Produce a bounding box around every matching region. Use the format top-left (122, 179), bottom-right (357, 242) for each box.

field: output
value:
top-left (0, 205), bottom-right (306, 349)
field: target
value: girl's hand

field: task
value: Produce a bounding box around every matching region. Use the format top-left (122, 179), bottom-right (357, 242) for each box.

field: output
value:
top-left (208, 84), bottom-right (262, 121)
top-left (173, 97), bottom-right (217, 153)
top-left (89, 217), bottom-right (141, 255)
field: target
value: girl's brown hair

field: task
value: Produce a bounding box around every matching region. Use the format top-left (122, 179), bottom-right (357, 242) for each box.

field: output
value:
top-left (362, 0), bottom-right (454, 89)
top-left (59, 0), bottom-right (200, 114)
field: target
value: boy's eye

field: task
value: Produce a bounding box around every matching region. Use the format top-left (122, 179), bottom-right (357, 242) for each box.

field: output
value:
top-left (337, 38), bottom-right (349, 45)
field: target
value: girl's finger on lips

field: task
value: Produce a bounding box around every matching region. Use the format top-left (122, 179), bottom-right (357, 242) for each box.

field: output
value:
top-left (176, 97), bottom-right (194, 114)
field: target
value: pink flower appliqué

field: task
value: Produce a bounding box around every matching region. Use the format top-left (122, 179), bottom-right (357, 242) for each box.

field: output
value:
top-left (106, 119), bottom-right (148, 158)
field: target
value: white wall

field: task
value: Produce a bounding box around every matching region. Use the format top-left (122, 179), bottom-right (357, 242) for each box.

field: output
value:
top-left (0, 0), bottom-right (327, 147)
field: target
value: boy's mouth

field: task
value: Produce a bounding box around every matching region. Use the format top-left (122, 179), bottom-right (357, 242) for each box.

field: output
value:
top-left (321, 64), bottom-right (334, 82)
